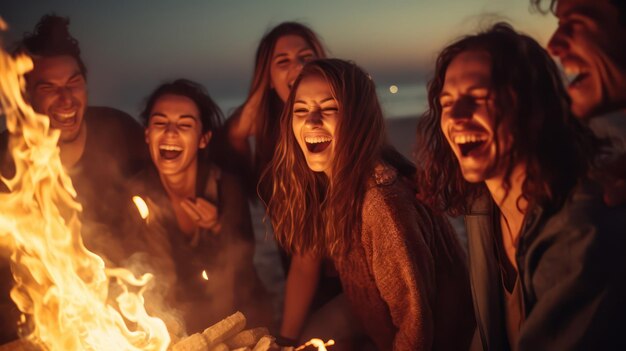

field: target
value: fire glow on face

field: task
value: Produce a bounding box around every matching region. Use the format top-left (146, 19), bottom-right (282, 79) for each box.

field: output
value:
top-left (0, 18), bottom-right (170, 350)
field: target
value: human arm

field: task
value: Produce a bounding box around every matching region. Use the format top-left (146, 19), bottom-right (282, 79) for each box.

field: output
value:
top-left (517, 194), bottom-right (626, 350)
top-left (279, 253), bottom-right (321, 341)
top-left (365, 187), bottom-right (436, 350)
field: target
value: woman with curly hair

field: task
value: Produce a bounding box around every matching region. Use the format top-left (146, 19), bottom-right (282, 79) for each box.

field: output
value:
top-left (265, 58), bottom-right (474, 350)
top-left (416, 23), bottom-right (626, 350)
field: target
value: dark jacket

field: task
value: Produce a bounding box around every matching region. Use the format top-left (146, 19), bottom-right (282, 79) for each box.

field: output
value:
top-left (122, 163), bottom-right (271, 336)
top-left (466, 180), bottom-right (626, 351)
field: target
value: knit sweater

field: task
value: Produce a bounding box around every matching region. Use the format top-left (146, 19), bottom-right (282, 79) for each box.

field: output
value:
top-left (335, 166), bottom-right (475, 350)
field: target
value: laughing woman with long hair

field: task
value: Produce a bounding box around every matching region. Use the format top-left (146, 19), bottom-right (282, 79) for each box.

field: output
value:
top-left (214, 22), bottom-right (344, 343)
top-left (264, 58), bottom-right (475, 350)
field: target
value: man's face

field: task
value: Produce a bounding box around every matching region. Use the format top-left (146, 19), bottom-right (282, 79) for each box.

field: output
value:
top-left (26, 55), bottom-right (87, 143)
top-left (548, 0), bottom-right (626, 118)
top-left (440, 50), bottom-right (512, 183)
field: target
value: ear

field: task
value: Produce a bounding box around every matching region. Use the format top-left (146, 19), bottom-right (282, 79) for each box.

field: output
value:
top-left (144, 128), bottom-right (150, 145)
top-left (198, 130), bottom-right (212, 149)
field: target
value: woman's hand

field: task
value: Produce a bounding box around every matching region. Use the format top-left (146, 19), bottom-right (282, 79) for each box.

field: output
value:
top-left (180, 198), bottom-right (222, 233)
top-left (229, 76), bottom-right (269, 140)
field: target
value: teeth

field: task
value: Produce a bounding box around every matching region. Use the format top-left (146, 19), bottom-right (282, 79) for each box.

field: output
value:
top-left (563, 65), bottom-right (584, 84)
top-left (304, 136), bottom-right (332, 144)
top-left (159, 144), bottom-right (183, 151)
top-left (55, 111), bottom-right (76, 119)
top-left (454, 134), bottom-right (488, 144)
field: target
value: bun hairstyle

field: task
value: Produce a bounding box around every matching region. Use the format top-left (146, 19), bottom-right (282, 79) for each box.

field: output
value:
top-left (17, 14), bottom-right (87, 78)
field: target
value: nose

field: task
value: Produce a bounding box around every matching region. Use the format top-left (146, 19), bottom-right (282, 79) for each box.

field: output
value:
top-left (547, 26), bottom-right (568, 57)
top-left (449, 95), bottom-right (476, 121)
top-left (305, 108), bottom-right (323, 126)
top-left (165, 123), bottom-right (178, 134)
top-left (57, 86), bottom-right (74, 106)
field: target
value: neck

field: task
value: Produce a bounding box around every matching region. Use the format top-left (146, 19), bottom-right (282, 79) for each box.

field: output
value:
top-left (159, 160), bottom-right (198, 200)
top-left (59, 122), bottom-right (87, 169)
top-left (485, 163), bottom-right (528, 236)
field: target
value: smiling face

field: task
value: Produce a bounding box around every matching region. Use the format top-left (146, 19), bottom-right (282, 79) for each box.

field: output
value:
top-left (440, 50), bottom-right (513, 183)
top-left (292, 75), bottom-right (339, 177)
top-left (26, 55), bottom-right (87, 143)
top-left (145, 94), bottom-right (211, 176)
top-left (270, 35), bottom-right (316, 102)
top-left (548, 0), bottom-right (626, 118)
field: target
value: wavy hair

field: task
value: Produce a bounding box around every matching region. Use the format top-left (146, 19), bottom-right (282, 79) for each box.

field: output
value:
top-left (415, 23), bottom-right (599, 216)
top-left (241, 22), bottom-right (326, 179)
top-left (264, 58), bottom-right (414, 257)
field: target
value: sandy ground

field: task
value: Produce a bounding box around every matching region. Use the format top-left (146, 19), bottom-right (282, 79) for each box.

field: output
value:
top-left (251, 116), bottom-right (467, 325)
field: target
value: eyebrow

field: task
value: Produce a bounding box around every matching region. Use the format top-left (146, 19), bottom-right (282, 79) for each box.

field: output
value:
top-left (150, 113), bottom-right (198, 121)
top-left (560, 5), bottom-right (605, 22)
top-left (273, 47), bottom-right (314, 60)
top-left (294, 96), bottom-right (335, 105)
top-left (34, 71), bottom-right (83, 88)
top-left (439, 86), bottom-right (489, 99)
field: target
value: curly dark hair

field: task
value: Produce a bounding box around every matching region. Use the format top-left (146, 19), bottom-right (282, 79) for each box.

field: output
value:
top-left (140, 79), bottom-right (223, 135)
top-left (16, 14), bottom-right (87, 78)
top-left (530, 0), bottom-right (626, 26)
top-left (415, 22), bottom-right (599, 216)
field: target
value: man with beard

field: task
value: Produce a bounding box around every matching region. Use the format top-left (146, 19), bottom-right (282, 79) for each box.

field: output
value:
top-left (0, 15), bottom-right (148, 342)
top-left (533, 0), bottom-right (626, 205)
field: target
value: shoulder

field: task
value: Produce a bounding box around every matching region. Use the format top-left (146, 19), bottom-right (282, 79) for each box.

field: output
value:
top-left (362, 164), bottom-right (437, 237)
top-left (363, 164), bottom-right (417, 217)
top-left (544, 179), bottom-right (626, 237)
top-left (85, 106), bottom-right (143, 133)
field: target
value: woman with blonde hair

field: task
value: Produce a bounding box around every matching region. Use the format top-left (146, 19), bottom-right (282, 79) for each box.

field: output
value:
top-left (264, 58), bottom-right (475, 349)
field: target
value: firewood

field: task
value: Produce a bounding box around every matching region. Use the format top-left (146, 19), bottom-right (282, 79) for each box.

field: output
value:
top-left (224, 327), bottom-right (269, 349)
top-left (251, 335), bottom-right (274, 351)
top-left (0, 339), bottom-right (39, 351)
top-left (208, 343), bottom-right (228, 351)
top-left (171, 333), bottom-right (209, 351)
top-left (202, 311), bottom-right (246, 347)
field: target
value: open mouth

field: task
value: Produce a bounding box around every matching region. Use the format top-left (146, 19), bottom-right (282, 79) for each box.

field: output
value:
top-left (159, 144), bottom-right (183, 160)
top-left (304, 135), bottom-right (332, 153)
top-left (564, 66), bottom-right (589, 88)
top-left (51, 111), bottom-right (78, 127)
top-left (454, 134), bottom-right (488, 157)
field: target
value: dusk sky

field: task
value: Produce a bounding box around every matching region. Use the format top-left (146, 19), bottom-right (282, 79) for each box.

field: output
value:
top-left (0, 0), bottom-right (557, 118)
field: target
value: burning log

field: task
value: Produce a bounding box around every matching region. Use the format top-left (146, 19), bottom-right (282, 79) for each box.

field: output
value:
top-left (172, 312), bottom-right (277, 351)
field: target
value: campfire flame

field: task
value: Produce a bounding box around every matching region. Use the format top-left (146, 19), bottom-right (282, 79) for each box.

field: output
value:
top-left (132, 196), bottom-right (150, 220)
top-left (296, 338), bottom-right (335, 351)
top-left (0, 18), bottom-right (170, 350)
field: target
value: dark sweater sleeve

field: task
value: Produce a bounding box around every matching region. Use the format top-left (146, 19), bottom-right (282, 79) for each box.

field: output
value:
top-left (363, 185), bottom-right (436, 350)
top-left (518, 187), bottom-right (626, 351)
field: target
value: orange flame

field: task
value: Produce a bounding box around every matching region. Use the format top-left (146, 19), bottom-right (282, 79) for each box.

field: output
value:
top-left (0, 18), bottom-right (169, 350)
top-left (132, 196), bottom-right (150, 220)
top-left (201, 270), bottom-right (209, 281)
top-left (296, 338), bottom-right (335, 351)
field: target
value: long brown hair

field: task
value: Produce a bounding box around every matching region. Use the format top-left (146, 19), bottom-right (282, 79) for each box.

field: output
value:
top-left (264, 58), bottom-right (414, 257)
top-left (242, 22), bottom-right (326, 179)
top-left (415, 23), bottom-right (599, 216)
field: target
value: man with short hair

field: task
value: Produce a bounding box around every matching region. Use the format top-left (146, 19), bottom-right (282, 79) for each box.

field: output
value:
top-left (0, 14), bottom-right (148, 342)
top-left (534, 0), bottom-right (626, 205)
